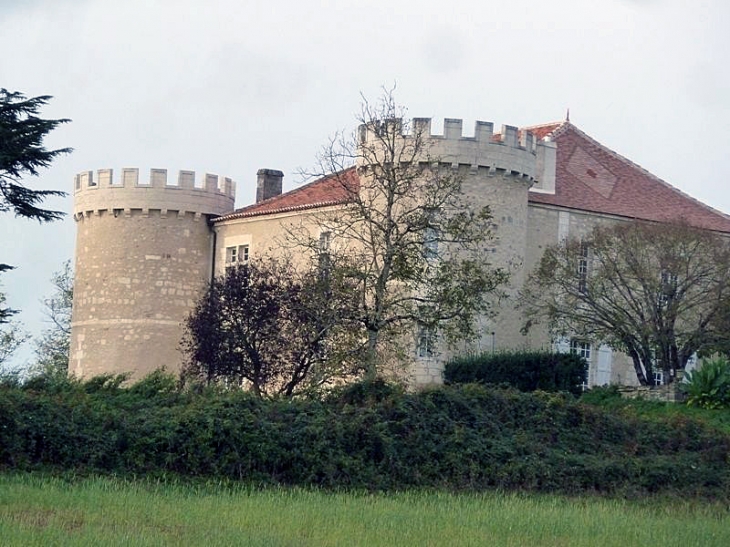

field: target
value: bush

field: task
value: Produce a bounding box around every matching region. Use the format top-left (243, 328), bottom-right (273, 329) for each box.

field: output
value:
top-left (0, 373), bottom-right (728, 499)
top-left (444, 350), bottom-right (588, 396)
top-left (683, 357), bottom-right (730, 409)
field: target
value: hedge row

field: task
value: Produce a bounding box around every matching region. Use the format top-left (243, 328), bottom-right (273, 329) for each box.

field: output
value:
top-left (444, 351), bottom-right (588, 396)
top-left (0, 372), bottom-right (727, 499)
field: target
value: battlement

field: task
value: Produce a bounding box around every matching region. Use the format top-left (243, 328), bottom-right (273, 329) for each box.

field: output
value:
top-left (74, 168), bottom-right (235, 196)
top-left (73, 168), bottom-right (236, 219)
top-left (358, 118), bottom-right (547, 181)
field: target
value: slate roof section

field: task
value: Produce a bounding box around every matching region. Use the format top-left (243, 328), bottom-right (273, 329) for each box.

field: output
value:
top-left (527, 122), bottom-right (730, 233)
top-left (213, 167), bottom-right (359, 222)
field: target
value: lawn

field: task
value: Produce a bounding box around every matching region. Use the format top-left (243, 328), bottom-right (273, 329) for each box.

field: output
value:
top-left (1, 474), bottom-right (728, 546)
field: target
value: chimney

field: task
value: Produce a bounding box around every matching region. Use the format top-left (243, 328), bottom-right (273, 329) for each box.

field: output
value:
top-left (256, 169), bottom-right (283, 203)
top-left (533, 139), bottom-right (557, 194)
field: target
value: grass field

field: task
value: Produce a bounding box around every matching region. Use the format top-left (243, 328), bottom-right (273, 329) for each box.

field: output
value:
top-left (1, 474), bottom-right (728, 546)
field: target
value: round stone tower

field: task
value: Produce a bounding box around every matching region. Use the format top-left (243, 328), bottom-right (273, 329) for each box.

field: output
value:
top-left (358, 118), bottom-right (548, 383)
top-left (70, 167), bottom-right (235, 380)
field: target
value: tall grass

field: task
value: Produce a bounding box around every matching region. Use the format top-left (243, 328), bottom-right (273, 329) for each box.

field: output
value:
top-left (1, 474), bottom-right (728, 546)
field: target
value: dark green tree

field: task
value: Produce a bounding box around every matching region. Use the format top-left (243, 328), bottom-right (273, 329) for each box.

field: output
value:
top-left (182, 257), bottom-right (363, 398)
top-left (1, 89), bottom-right (72, 322)
top-left (0, 89), bottom-right (71, 222)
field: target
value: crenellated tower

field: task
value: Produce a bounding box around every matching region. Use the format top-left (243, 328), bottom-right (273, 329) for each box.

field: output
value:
top-left (358, 118), bottom-right (555, 382)
top-left (70, 168), bottom-right (235, 380)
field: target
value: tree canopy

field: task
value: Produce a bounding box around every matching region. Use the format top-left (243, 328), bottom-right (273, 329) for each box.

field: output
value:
top-left (1, 89), bottom-right (71, 324)
top-left (0, 89), bottom-right (71, 223)
top-left (182, 258), bottom-right (362, 398)
top-left (521, 221), bottom-right (730, 385)
top-left (291, 89), bottom-right (508, 378)
top-left (31, 260), bottom-right (73, 377)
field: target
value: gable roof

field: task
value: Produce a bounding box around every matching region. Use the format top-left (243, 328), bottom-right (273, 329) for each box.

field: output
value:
top-left (214, 167), bottom-right (359, 222)
top-left (527, 121), bottom-right (730, 233)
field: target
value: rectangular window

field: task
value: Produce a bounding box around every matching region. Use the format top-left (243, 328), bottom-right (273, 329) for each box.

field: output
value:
top-left (570, 339), bottom-right (591, 361)
top-left (225, 245), bottom-right (249, 267)
top-left (423, 227), bottom-right (439, 259)
top-left (577, 242), bottom-right (589, 293)
top-left (658, 270), bottom-right (677, 307)
top-left (653, 370), bottom-right (665, 386)
top-left (318, 231), bottom-right (332, 271)
top-left (318, 231), bottom-right (331, 252)
top-left (416, 325), bottom-right (436, 359)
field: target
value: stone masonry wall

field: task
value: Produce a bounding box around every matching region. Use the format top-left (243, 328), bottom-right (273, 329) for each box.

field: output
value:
top-left (71, 168), bottom-right (235, 380)
top-left (71, 210), bottom-right (215, 379)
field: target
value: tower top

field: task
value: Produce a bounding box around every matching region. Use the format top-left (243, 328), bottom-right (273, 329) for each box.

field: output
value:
top-left (357, 117), bottom-right (545, 180)
top-left (73, 167), bottom-right (235, 218)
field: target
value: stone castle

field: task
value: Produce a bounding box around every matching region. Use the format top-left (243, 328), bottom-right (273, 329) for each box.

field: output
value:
top-left (70, 118), bottom-right (730, 385)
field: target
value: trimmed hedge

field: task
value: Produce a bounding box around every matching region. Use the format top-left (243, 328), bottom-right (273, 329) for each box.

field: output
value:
top-left (444, 351), bottom-right (588, 396)
top-left (0, 373), bottom-right (728, 499)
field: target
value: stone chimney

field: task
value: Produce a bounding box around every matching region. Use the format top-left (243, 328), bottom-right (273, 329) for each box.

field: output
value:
top-left (256, 169), bottom-right (284, 203)
top-left (532, 138), bottom-right (557, 194)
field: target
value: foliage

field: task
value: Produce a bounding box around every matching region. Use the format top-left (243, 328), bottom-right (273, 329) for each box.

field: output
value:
top-left (522, 221), bottom-right (730, 386)
top-left (0, 89), bottom-right (71, 223)
top-left (0, 372), bottom-right (728, 499)
top-left (291, 88), bottom-right (508, 378)
top-left (580, 385), bottom-right (730, 436)
top-left (182, 257), bottom-right (362, 398)
top-left (444, 350), bottom-right (588, 396)
top-left (30, 260), bottom-right (73, 378)
top-left (0, 89), bottom-right (70, 330)
top-left (0, 284), bottom-right (29, 367)
top-left (683, 357), bottom-right (730, 410)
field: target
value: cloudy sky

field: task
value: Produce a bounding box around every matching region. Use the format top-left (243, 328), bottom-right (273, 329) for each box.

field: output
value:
top-left (1, 0), bottom-right (729, 368)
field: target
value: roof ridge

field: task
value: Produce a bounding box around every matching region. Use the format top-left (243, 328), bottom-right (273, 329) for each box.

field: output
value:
top-left (213, 166), bottom-right (357, 223)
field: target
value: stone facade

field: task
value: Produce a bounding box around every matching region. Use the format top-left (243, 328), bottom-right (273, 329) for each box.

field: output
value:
top-left (70, 118), bottom-right (730, 385)
top-left (70, 168), bottom-right (234, 380)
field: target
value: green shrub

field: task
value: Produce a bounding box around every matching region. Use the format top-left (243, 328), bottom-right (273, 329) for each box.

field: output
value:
top-left (683, 357), bottom-right (730, 409)
top-left (444, 350), bottom-right (587, 396)
top-left (0, 373), bottom-right (728, 499)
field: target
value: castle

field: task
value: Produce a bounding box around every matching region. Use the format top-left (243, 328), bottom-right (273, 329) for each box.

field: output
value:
top-left (69, 118), bottom-right (730, 385)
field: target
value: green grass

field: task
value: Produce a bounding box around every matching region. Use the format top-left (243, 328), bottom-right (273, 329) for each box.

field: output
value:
top-left (1, 474), bottom-right (728, 546)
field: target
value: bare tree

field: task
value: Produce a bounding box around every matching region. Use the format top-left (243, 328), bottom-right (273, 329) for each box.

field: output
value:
top-left (521, 221), bottom-right (730, 385)
top-left (0, 285), bottom-right (29, 368)
top-left (182, 257), bottom-right (362, 398)
top-left (291, 89), bottom-right (508, 378)
top-left (31, 260), bottom-right (73, 377)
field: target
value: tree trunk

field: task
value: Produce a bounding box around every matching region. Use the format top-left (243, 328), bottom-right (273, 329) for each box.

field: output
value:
top-left (364, 328), bottom-right (379, 381)
top-left (628, 350), bottom-right (649, 386)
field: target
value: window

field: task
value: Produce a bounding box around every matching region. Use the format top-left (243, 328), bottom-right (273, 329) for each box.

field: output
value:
top-left (225, 245), bottom-right (249, 267)
top-left (318, 231), bottom-right (332, 271)
top-left (653, 370), bottom-right (665, 386)
top-left (577, 242), bottom-right (589, 293)
top-left (570, 339), bottom-right (591, 361)
top-left (658, 270), bottom-right (677, 307)
top-left (416, 325), bottom-right (436, 359)
top-left (318, 231), bottom-right (331, 253)
top-left (423, 227), bottom-right (439, 260)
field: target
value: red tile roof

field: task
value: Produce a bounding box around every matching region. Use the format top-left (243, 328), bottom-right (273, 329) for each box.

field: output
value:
top-left (215, 122), bottom-right (730, 233)
top-left (527, 122), bottom-right (730, 233)
top-left (214, 167), bottom-right (359, 222)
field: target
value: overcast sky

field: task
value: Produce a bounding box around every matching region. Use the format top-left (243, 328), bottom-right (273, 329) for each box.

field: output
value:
top-left (1, 0), bottom-right (729, 368)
